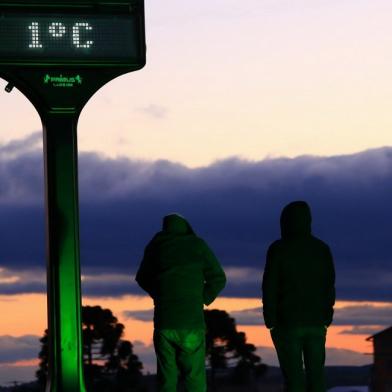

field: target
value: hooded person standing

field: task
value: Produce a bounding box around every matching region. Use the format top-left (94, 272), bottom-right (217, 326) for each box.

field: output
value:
top-left (262, 201), bottom-right (335, 392)
top-left (136, 213), bottom-right (226, 392)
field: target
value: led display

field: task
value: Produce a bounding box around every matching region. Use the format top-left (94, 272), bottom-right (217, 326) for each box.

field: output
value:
top-left (0, 13), bottom-right (143, 64)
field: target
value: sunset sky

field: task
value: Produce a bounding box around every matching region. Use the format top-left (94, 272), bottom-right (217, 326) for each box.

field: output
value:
top-left (1, 0), bottom-right (392, 386)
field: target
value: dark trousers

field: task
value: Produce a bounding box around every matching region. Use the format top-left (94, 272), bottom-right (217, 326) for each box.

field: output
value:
top-left (271, 326), bottom-right (327, 392)
top-left (153, 329), bottom-right (206, 392)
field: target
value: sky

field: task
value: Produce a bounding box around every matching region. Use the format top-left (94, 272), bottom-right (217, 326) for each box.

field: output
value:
top-left (1, 0), bottom-right (392, 386)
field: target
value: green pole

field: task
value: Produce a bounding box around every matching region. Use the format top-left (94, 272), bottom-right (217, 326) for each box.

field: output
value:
top-left (42, 112), bottom-right (86, 392)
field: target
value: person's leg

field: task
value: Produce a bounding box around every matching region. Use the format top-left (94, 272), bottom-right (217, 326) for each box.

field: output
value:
top-left (302, 326), bottom-right (327, 392)
top-left (154, 329), bottom-right (179, 392)
top-left (176, 330), bottom-right (206, 392)
top-left (271, 327), bottom-right (306, 392)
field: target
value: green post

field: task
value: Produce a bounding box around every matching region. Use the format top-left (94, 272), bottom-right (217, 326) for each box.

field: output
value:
top-left (42, 112), bottom-right (86, 392)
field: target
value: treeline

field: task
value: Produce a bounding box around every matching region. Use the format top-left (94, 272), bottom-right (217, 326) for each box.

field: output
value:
top-left (13, 306), bottom-right (268, 392)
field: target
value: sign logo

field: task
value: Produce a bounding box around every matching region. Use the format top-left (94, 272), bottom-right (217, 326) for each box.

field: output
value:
top-left (43, 74), bottom-right (83, 88)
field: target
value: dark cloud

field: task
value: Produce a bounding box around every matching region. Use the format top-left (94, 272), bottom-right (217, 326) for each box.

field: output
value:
top-left (339, 326), bottom-right (383, 336)
top-left (0, 268), bottom-right (45, 295)
top-left (324, 347), bottom-right (371, 366)
top-left (132, 341), bottom-right (156, 374)
top-left (0, 132), bottom-right (41, 157)
top-left (123, 304), bottom-right (392, 339)
top-left (0, 133), bottom-right (392, 301)
top-left (0, 337), bottom-right (370, 387)
top-left (126, 342), bottom-right (371, 372)
top-left (0, 335), bottom-right (40, 364)
top-left (229, 308), bottom-right (263, 326)
top-left (256, 346), bottom-right (370, 367)
top-left (124, 309), bottom-right (153, 322)
top-left (119, 341), bottom-right (371, 373)
top-left (333, 304), bottom-right (392, 326)
top-left (224, 304), bottom-right (392, 330)
top-left (0, 364), bottom-right (37, 386)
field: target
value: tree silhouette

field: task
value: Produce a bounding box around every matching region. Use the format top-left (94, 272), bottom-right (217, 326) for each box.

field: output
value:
top-left (37, 305), bottom-right (143, 392)
top-left (204, 309), bottom-right (267, 389)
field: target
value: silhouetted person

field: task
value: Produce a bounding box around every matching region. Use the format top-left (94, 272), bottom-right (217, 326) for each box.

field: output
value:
top-left (262, 201), bottom-right (335, 392)
top-left (136, 213), bottom-right (226, 392)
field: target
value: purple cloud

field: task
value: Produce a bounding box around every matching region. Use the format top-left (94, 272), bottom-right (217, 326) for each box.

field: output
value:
top-left (0, 134), bottom-right (391, 301)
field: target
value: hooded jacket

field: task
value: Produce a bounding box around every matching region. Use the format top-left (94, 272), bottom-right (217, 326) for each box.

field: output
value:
top-left (136, 214), bottom-right (226, 329)
top-left (262, 201), bottom-right (335, 328)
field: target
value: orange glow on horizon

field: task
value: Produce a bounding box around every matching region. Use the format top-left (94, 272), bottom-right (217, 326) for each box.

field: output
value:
top-left (239, 325), bottom-right (374, 354)
top-left (0, 294), bottom-right (47, 336)
top-left (0, 293), bottom-right (383, 357)
top-left (5, 359), bottom-right (39, 367)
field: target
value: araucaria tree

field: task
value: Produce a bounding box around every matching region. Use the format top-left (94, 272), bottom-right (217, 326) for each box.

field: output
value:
top-left (204, 309), bottom-right (267, 388)
top-left (37, 305), bottom-right (143, 392)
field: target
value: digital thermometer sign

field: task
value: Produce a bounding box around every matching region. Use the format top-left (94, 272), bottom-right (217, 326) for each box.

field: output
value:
top-left (0, 12), bottom-right (144, 66)
top-left (0, 3), bottom-right (145, 389)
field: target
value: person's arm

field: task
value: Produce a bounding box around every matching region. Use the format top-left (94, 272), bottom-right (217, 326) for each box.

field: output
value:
top-left (324, 245), bottom-right (336, 327)
top-left (262, 244), bottom-right (279, 329)
top-left (202, 241), bottom-right (226, 305)
top-left (135, 242), bottom-right (155, 298)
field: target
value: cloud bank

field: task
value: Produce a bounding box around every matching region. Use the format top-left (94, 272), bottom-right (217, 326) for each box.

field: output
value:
top-left (0, 336), bottom-right (370, 386)
top-left (125, 303), bottom-right (392, 336)
top-left (0, 335), bottom-right (40, 364)
top-left (0, 133), bottom-right (391, 301)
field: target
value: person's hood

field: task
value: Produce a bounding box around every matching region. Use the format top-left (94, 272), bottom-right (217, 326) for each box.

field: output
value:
top-left (280, 201), bottom-right (312, 239)
top-left (162, 213), bottom-right (195, 235)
